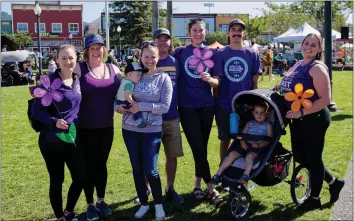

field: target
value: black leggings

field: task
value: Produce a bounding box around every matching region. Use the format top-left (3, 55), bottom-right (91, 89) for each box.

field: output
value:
top-left (179, 106), bottom-right (214, 184)
top-left (290, 108), bottom-right (334, 197)
top-left (79, 127), bottom-right (114, 204)
top-left (39, 132), bottom-right (87, 218)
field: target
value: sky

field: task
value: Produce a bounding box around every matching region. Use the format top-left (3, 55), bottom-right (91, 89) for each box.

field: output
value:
top-left (1, 1), bottom-right (352, 25)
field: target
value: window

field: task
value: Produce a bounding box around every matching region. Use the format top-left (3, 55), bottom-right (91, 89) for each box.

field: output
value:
top-left (219, 24), bottom-right (228, 32)
top-left (52, 23), bottom-right (62, 33)
top-left (205, 22), bottom-right (210, 32)
top-left (68, 23), bottom-right (79, 32)
top-left (35, 23), bottom-right (46, 33)
top-left (17, 23), bottom-right (28, 32)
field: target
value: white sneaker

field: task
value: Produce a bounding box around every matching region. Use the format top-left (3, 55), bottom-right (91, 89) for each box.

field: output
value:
top-left (155, 204), bottom-right (165, 220)
top-left (135, 205), bottom-right (150, 219)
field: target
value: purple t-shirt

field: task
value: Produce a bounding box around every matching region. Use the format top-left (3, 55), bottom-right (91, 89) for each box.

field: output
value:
top-left (280, 59), bottom-right (322, 110)
top-left (78, 62), bottom-right (120, 129)
top-left (31, 70), bottom-right (81, 142)
top-left (172, 44), bottom-right (222, 107)
top-left (157, 55), bottom-right (179, 121)
top-left (216, 46), bottom-right (262, 113)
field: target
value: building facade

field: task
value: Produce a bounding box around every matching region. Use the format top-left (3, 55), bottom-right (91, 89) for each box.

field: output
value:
top-left (215, 14), bottom-right (249, 32)
top-left (12, 3), bottom-right (83, 57)
top-left (1, 12), bottom-right (13, 34)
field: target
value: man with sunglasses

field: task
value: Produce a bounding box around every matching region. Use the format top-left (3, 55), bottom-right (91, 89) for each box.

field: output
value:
top-left (216, 19), bottom-right (262, 161)
top-left (153, 28), bottom-right (184, 204)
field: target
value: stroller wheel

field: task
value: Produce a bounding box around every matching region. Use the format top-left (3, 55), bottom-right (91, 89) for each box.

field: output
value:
top-left (290, 165), bottom-right (311, 205)
top-left (228, 190), bottom-right (251, 220)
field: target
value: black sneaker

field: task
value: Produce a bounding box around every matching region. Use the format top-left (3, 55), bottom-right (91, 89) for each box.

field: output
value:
top-left (63, 211), bottom-right (78, 221)
top-left (165, 186), bottom-right (184, 204)
top-left (329, 178), bottom-right (345, 203)
top-left (211, 174), bottom-right (222, 185)
top-left (86, 204), bottom-right (99, 221)
top-left (296, 197), bottom-right (322, 211)
top-left (96, 200), bottom-right (112, 216)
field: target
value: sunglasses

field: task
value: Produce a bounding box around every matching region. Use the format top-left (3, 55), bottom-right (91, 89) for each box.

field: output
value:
top-left (141, 41), bottom-right (157, 49)
top-left (190, 18), bottom-right (204, 22)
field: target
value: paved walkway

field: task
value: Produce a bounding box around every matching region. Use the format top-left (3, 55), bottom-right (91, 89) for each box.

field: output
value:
top-left (331, 154), bottom-right (353, 220)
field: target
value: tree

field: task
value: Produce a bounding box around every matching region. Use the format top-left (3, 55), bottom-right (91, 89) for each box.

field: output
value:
top-left (4, 31), bottom-right (32, 50)
top-left (205, 32), bottom-right (228, 45)
top-left (110, 1), bottom-right (152, 47)
top-left (290, 1), bottom-right (347, 34)
top-left (237, 15), bottom-right (267, 40)
top-left (172, 37), bottom-right (181, 49)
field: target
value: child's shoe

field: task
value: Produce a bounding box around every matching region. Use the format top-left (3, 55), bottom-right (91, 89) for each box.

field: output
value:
top-left (155, 204), bottom-right (165, 220)
top-left (238, 174), bottom-right (249, 184)
top-left (135, 205), bottom-right (150, 219)
top-left (137, 121), bottom-right (151, 128)
top-left (211, 174), bottom-right (222, 185)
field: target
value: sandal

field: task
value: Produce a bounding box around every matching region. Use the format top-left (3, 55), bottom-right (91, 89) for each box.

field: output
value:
top-left (192, 188), bottom-right (206, 200)
top-left (208, 190), bottom-right (223, 205)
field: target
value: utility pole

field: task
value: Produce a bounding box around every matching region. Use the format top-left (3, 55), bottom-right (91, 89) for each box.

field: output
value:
top-left (152, 1), bottom-right (159, 37)
top-left (167, 1), bottom-right (173, 48)
top-left (324, 1), bottom-right (337, 112)
top-left (105, 1), bottom-right (110, 49)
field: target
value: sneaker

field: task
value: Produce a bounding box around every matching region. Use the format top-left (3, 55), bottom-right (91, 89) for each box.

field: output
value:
top-left (58, 217), bottom-right (67, 221)
top-left (63, 211), bottom-right (78, 221)
top-left (86, 204), bottom-right (99, 221)
top-left (155, 204), bottom-right (165, 220)
top-left (134, 189), bottom-right (151, 204)
top-left (96, 200), bottom-right (112, 216)
top-left (165, 186), bottom-right (184, 204)
top-left (135, 205), bottom-right (150, 219)
top-left (329, 178), bottom-right (345, 203)
top-left (211, 174), bottom-right (222, 185)
top-left (296, 197), bottom-right (322, 211)
top-left (137, 121), bottom-right (151, 128)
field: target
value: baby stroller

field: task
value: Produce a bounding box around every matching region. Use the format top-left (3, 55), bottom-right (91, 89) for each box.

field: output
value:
top-left (220, 89), bottom-right (312, 220)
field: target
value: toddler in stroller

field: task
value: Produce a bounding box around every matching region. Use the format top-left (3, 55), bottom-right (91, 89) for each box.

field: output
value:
top-left (211, 101), bottom-right (273, 184)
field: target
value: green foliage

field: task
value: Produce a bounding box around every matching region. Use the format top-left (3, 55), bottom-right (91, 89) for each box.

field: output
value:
top-left (172, 36), bottom-right (181, 49)
top-left (110, 1), bottom-right (152, 47)
top-left (4, 31), bottom-right (32, 50)
top-left (237, 15), bottom-right (267, 40)
top-left (205, 32), bottom-right (228, 45)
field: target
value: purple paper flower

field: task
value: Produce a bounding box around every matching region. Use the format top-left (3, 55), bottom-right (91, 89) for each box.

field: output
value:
top-left (188, 48), bottom-right (215, 73)
top-left (34, 75), bottom-right (63, 106)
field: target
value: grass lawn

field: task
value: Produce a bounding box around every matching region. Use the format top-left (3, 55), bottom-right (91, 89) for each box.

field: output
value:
top-left (1, 71), bottom-right (352, 221)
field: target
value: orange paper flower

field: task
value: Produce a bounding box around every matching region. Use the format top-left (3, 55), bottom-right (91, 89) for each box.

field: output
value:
top-left (285, 83), bottom-right (314, 112)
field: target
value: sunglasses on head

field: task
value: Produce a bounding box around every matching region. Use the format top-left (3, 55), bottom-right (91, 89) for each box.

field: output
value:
top-left (190, 18), bottom-right (204, 22)
top-left (141, 41), bottom-right (157, 49)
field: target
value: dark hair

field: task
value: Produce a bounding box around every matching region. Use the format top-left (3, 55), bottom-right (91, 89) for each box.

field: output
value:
top-left (251, 41), bottom-right (255, 45)
top-left (302, 33), bottom-right (323, 60)
top-left (139, 41), bottom-right (158, 69)
top-left (254, 101), bottom-right (269, 112)
top-left (187, 18), bottom-right (206, 34)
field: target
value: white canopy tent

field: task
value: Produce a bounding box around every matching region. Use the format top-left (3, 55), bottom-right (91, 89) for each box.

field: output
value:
top-left (341, 43), bottom-right (353, 48)
top-left (274, 22), bottom-right (321, 42)
top-left (273, 27), bottom-right (296, 42)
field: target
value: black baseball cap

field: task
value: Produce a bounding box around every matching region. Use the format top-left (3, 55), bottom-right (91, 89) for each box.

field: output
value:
top-left (228, 19), bottom-right (246, 30)
top-left (125, 62), bottom-right (144, 74)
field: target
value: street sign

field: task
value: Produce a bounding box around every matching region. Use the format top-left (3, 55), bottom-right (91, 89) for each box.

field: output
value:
top-left (203, 3), bottom-right (214, 7)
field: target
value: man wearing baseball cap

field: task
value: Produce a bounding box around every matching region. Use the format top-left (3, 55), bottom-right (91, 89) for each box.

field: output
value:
top-left (154, 28), bottom-right (185, 204)
top-left (215, 19), bottom-right (262, 163)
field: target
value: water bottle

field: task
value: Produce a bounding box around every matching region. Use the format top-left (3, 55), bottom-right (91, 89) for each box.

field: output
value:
top-left (230, 113), bottom-right (240, 134)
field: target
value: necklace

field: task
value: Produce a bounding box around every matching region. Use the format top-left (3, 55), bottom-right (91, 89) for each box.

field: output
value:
top-left (86, 62), bottom-right (106, 79)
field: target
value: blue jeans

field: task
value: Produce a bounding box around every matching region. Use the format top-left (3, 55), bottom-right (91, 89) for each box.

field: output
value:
top-left (122, 129), bottom-right (163, 205)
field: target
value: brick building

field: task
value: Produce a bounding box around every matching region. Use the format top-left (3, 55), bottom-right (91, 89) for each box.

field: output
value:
top-left (12, 3), bottom-right (83, 57)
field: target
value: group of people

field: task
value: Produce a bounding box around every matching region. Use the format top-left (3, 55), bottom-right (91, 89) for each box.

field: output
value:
top-left (31, 18), bottom-right (345, 221)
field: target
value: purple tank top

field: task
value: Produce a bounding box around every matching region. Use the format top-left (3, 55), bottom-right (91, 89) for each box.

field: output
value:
top-left (78, 62), bottom-right (120, 129)
top-left (280, 59), bottom-right (326, 110)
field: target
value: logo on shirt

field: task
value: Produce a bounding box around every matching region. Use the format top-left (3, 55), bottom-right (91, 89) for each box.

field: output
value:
top-left (224, 57), bottom-right (248, 82)
top-left (75, 83), bottom-right (81, 94)
top-left (184, 55), bottom-right (209, 79)
top-left (134, 82), bottom-right (158, 94)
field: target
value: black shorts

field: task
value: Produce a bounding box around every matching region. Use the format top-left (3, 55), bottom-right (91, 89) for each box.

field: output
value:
top-left (116, 100), bottom-right (132, 110)
top-left (230, 140), bottom-right (268, 157)
top-left (215, 105), bottom-right (230, 141)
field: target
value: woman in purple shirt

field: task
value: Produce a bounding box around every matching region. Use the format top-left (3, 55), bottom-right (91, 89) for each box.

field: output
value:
top-left (32, 44), bottom-right (85, 221)
top-left (172, 19), bottom-right (222, 204)
top-left (73, 34), bottom-right (122, 220)
top-left (279, 33), bottom-right (344, 211)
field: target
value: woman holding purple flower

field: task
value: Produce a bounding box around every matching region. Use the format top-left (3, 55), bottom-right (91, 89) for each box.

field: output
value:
top-left (31, 44), bottom-right (85, 221)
